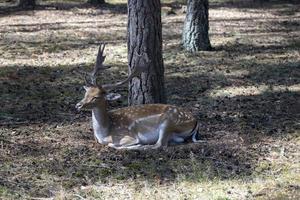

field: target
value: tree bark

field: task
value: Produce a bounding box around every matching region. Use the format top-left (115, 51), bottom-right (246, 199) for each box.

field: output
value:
top-left (18, 0), bottom-right (35, 9)
top-left (182, 0), bottom-right (212, 52)
top-left (127, 0), bottom-right (166, 105)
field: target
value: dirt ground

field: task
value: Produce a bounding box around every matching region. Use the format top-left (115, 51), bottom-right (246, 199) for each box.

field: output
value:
top-left (0, 0), bottom-right (299, 199)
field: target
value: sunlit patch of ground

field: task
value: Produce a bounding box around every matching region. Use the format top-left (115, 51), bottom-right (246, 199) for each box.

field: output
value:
top-left (0, 0), bottom-right (300, 199)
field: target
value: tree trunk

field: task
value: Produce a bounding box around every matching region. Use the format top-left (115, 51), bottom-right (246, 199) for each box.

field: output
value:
top-left (88, 0), bottom-right (105, 5)
top-left (182, 0), bottom-right (211, 52)
top-left (18, 0), bottom-right (35, 9)
top-left (127, 0), bottom-right (166, 105)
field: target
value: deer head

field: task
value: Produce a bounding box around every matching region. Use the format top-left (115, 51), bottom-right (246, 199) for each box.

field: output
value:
top-left (75, 43), bottom-right (148, 111)
top-left (75, 86), bottom-right (121, 111)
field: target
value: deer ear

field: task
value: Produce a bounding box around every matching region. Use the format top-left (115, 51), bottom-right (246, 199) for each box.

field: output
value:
top-left (105, 93), bottom-right (121, 101)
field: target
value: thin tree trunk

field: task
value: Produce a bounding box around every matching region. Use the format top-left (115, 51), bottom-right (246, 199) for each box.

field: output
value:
top-left (127, 0), bottom-right (166, 105)
top-left (182, 0), bottom-right (211, 52)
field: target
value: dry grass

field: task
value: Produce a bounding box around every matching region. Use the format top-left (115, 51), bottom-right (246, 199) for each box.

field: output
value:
top-left (0, 0), bottom-right (300, 199)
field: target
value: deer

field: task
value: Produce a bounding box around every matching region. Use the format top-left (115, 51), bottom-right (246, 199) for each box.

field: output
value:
top-left (75, 44), bottom-right (201, 150)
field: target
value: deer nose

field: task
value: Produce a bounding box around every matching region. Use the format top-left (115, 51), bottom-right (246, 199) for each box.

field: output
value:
top-left (75, 102), bottom-right (83, 111)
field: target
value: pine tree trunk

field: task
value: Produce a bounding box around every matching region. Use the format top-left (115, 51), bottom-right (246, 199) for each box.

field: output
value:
top-left (127, 0), bottom-right (166, 105)
top-left (182, 0), bottom-right (211, 52)
top-left (18, 0), bottom-right (35, 9)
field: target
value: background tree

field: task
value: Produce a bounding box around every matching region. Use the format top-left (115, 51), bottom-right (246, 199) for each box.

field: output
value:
top-left (88, 0), bottom-right (105, 5)
top-left (18, 0), bottom-right (35, 9)
top-left (182, 0), bottom-right (211, 52)
top-left (127, 0), bottom-right (166, 105)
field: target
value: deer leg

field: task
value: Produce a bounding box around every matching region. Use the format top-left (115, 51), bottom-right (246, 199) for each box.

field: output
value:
top-left (155, 121), bottom-right (171, 148)
top-left (151, 107), bottom-right (185, 149)
top-left (108, 143), bottom-right (146, 150)
top-left (169, 135), bottom-right (185, 145)
top-left (140, 120), bottom-right (171, 150)
top-left (191, 123), bottom-right (206, 143)
top-left (107, 138), bottom-right (146, 150)
top-left (108, 143), bottom-right (119, 149)
top-left (123, 144), bottom-right (145, 150)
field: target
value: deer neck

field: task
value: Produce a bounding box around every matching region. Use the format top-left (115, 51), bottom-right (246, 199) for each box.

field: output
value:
top-left (92, 101), bottom-right (110, 144)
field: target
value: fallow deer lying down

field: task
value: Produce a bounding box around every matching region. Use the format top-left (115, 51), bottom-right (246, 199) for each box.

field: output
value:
top-left (76, 44), bottom-right (201, 150)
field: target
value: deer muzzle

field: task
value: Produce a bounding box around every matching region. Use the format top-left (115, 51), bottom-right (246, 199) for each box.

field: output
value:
top-left (75, 102), bottom-right (84, 111)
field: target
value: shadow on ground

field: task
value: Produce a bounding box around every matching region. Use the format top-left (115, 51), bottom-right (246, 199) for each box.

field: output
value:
top-left (210, 0), bottom-right (300, 9)
top-left (0, 1), bottom-right (127, 16)
top-left (0, 63), bottom-right (129, 126)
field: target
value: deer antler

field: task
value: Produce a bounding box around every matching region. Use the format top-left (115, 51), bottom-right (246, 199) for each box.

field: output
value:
top-left (102, 52), bottom-right (150, 91)
top-left (78, 44), bottom-right (149, 89)
top-left (79, 43), bottom-right (107, 86)
top-left (89, 43), bottom-right (107, 85)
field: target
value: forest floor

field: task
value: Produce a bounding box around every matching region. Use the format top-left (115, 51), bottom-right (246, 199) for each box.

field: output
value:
top-left (0, 0), bottom-right (299, 199)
